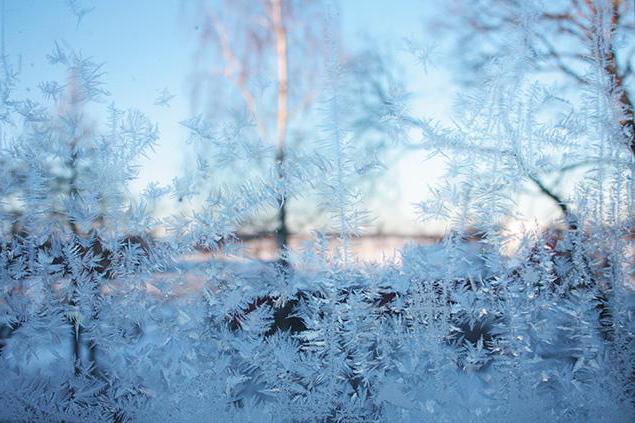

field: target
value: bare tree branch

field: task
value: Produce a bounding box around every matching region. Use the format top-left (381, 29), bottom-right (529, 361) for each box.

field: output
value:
top-left (209, 13), bottom-right (271, 144)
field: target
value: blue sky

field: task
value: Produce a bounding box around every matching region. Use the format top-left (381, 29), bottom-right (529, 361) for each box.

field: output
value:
top-left (3, 0), bottom-right (558, 234)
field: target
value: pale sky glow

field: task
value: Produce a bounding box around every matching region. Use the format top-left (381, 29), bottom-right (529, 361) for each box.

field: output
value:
top-left (3, 0), bottom-right (558, 235)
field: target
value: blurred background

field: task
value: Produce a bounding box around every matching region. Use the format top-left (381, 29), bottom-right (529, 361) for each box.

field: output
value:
top-left (3, 0), bottom-right (632, 260)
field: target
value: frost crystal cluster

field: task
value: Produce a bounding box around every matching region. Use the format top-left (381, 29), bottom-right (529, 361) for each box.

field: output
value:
top-left (0, 1), bottom-right (633, 422)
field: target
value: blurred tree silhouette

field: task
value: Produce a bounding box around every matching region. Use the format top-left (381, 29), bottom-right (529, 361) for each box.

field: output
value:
top-left (186, 1), bottom-right (410, 259)
top-left (188, 0), bottom-right (327, 266)
top-left (439, 0), bottom-right (634, 220)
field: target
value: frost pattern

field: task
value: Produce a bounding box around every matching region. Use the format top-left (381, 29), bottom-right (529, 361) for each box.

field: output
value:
top-left (0, 1), bottom-right (633, 422)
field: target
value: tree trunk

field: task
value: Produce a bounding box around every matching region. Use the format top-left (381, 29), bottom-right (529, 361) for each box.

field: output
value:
top-left (602, 0), bottom-right (634, 156)
top-left (272, 0), bottom-right (290, 268)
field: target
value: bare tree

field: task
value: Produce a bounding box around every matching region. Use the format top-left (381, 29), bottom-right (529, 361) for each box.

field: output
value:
top-left (190, 0), bottom-right (326, 266)
top-left (439, 0), bottom-right (634, 218)
top-left (272, 0), bottom-right (290, 258)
